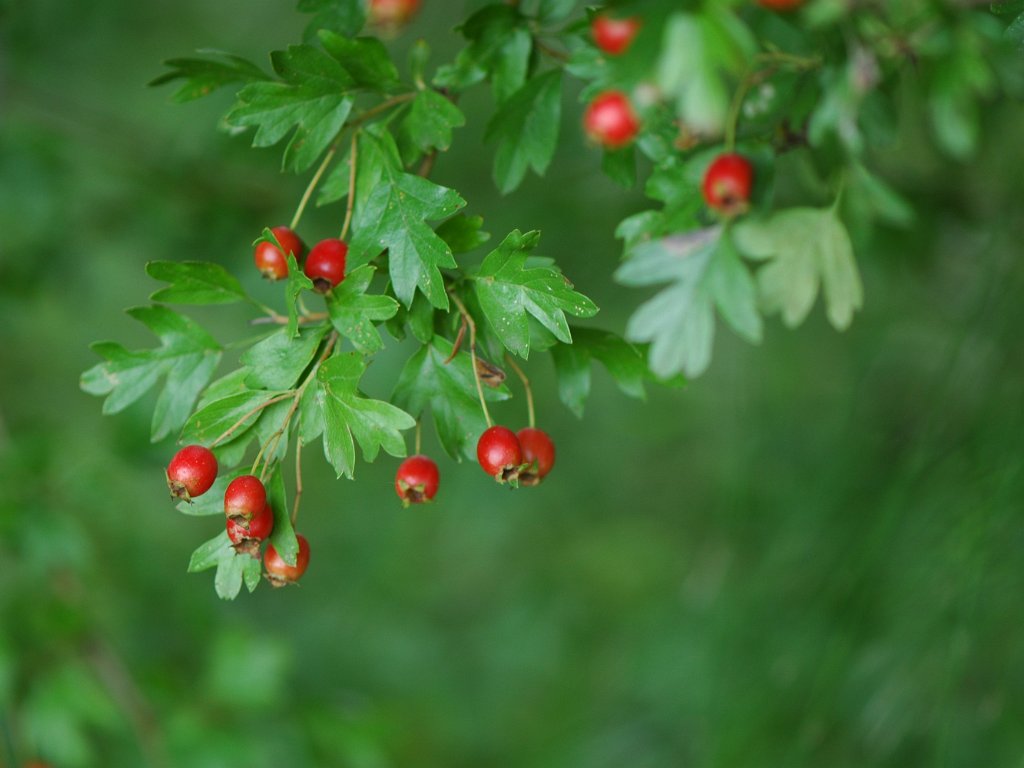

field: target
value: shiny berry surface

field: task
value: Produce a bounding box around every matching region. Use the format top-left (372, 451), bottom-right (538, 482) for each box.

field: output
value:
top-left (516, 428), bottom-right (556, 487)
top-left (583, 91), bottom-right (640, 149)
top-left (166, 445), bottom-right (218, 501)
top-left (702, 153), bottom-right (755, 216)
top-left (264, 534), bottom-right (310, 586)
top-left (254, 225), bottom-right (305, 281)
top-left (223, 475), bottom-right (267, 523)
top-left (591, 14), bottom-right (641, 56)
top-left (304, 238), bottom-right (348, 293)
top-left (395, 455), bottom-right (440, 505)
top-left (476, 426), bottom-right (523, 483)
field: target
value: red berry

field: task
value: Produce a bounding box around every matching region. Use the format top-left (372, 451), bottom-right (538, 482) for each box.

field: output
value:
top-left (395, 455), bottom-right (440, 505)
top-left (476, 426), bottom-right (523, 484)
top-left (583, 91), bottom-right (640, 149)
top-left (702, 153), bottom-right (755, 217)
top-left (254, 226), bottom-right (305, 281)
top-left (166, 445), bottom-right (218, 501)
top-left (591, 14), bottom-right (641, 56)
top-left (227, 502), bottom-right (275, 556)
top-left (264, 534), bottom-right (310, 586)
top-left (516, 428), bottom-right (556, 487)
top-left (304, 238), bottom-right (348, 293)
top-left (369, 0), bottom-right (420, 26)
top-left (757, 0), bottom-right (803, 10)
top-left (223, 475), bottom-right (266, 524)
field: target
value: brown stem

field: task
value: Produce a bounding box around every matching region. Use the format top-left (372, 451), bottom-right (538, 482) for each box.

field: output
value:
top-left (250, 312), bottom-right (328, 327)
top-left (448, 292), bottom-right (492, 427)
top-left (505, 353), bottom-right (535, 429)
top-left (211, 393), bottom-right (294, 448)
top-left (443, 316), bottom-right (467, 363)
top-left (416, 150), bottom-right (437, 178)
top-left (254, 332), bottom-right (339, 480)
top-left (349, 92), bottom-right (416, 127)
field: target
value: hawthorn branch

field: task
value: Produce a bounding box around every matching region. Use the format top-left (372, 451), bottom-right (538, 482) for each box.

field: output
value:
top-left (290, 143), bottom-right (339, 232)
top-left (448, 291), bottom-right (493, 428)
top-left (505, 353), bottom-right (535, 429)
top-left (210, 393), bottom-right (294, 448)
top-left (340, 130), bottom-right (358, 240)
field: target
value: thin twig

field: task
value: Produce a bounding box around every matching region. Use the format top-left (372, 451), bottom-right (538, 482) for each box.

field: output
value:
top-left (211, 393), bottom-right (294, 448)
top-left (340, 131), bottom-right (358, 240)
top-left (448, 292), bottom-right (492, 428)
top-left (290, 144), bottom-right (339, 232)
top-left (414, 420), bottom-right (422, 455)
top-left (505, 353), bottom-right (535, 429)
top-left (250, 312), bottom-right (328, 326)
top-left (349, 92), bottom-right (416, 128)
top-left (291, 437), bottom-right (303, 526)
top-left (416, 150), bottom-right (437, 178)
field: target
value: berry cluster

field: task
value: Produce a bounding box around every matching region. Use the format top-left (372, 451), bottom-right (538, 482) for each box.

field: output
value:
top-left (254, 225), bottom-right (348, 293)
top-left (166, 446), bottom-right (310, 586)
top-left (476, 425), bottom-right (555, 488)
top-left (580, 2), bottom-right (803, 220)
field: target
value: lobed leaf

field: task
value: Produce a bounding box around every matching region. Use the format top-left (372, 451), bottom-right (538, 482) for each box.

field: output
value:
top-left (471, 230), bottom-right (598, 359)
top-left (80, 306), bottom-right (222, 442)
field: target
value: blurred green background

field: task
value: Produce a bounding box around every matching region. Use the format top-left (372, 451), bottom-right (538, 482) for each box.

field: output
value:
top-left (3, 1), bottom-right (1024, 766)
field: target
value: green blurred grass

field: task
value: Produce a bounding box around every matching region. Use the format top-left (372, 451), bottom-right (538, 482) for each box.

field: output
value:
top-left (2, 0), bottom-right (1024, 766)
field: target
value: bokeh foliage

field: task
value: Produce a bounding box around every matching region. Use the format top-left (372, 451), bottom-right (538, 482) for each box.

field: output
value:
top-left (2, 0), bottom-right (1024, 766)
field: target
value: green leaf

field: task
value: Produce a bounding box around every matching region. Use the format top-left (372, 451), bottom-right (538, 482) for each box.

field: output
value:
top-left (656, 10), bottom-right (756, 135)
top-left (402, 90), bottom-right (466, 153)
top-left (393, 337), bottom-right (511, 460)
top-left (434, 5), bottom-right (532, 102)
top-left (549, 328), bottom-right (648, 418)
top-left (149, 50), bottom-right (268, 102)
top-left (485, 70), bottom-right (562, 194)
top-left (325, 265), bottom-right (400, 353)
top-left (283, 252), bottom-right (316, 337)
top-left (180, 390), bottom-right (289, 446)
top-left (297, 0), bottom-right (366, 39)
top-left (214, 553), bottom-right (246, 600)
top-left (617, 227), bottom-right (762, 379)
top-left (80, 306), bottom-right (222, 442)
top-left (348, 167), bottom-right (465, 310)
top-left (227, 44), bottom-right (354, 172)
top-left (602, 146), bottom-right (636, 189)
top-left (318, 31), bottom-right (400, 90)
top-left (732, 206), bottom-right (863, 330)
top-left (317, 353), bottom-right (415, 478)
top-left (266, 468), bottom-right (299, 567)
top-left (538, 0), bottom-right (576, 23)
top-left (188, 531), bottom-right (233, 573)
top-left (147, 261), bottom-right (249, 305)
top-left (243, 555), bottom-right (263, 593)
top-left (241, 325), bottom-right (328, 390)
top-left (436, 214), bottom-right (491, 254)
top-left (471, 230), bottom-right (598, 358)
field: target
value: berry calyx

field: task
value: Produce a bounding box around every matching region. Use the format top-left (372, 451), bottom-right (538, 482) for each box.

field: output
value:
top-left (516, 428), bottom-right (556, 487)
top-left (395, 455), bottom-right (440, 506)
top-left (166, 445), bottom-right (218, 501)
top-left (254, 225), bottom-right (305, 281)
top-left (303, 238), bottom-right (348, 293)
top-left (583, 91), bottom-right (640, 149)
top-left (223, 475), bottom-right (267, 524)
top-left (757, 0), bottom-right (803, 10)
top-left (264, 534), bottom-right (310, 586)
top-left (476, 426), bottom-right (524, 484)
top-left (369, 0), bottom-right (421, 27)
top-left (591, 14), bottom-right (641, 56)
top-left (227, 502), bottom-right (275, 557)
top-left (702, 153), bottom-right (755, 217)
